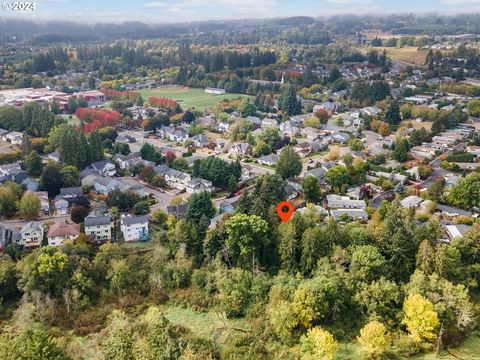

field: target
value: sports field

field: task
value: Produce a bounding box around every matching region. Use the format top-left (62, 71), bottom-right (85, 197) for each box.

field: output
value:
top-left (139, 86), bottom-right (252, 111)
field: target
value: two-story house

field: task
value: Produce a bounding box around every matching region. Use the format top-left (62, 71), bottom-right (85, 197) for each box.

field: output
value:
top-left (186, 178), bottom-right (213, 194)
top-left (84, 214), bottom-right (112, 242)
top-left (47, 222), bottom-right (80, 246)
top-left (20, 221), bottom-right (44, 248)
top-left (120, 215), bottom-right (149, 242)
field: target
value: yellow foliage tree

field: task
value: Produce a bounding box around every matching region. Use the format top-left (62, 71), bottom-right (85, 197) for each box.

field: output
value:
top-left (327, 146), bottom-right (340, 161)
top-left (300, 327), bottom-right (338, 360)
top-left (357, 321), bottom-right (390, 359)
top-left (402, 293), bottom-right (440, 342)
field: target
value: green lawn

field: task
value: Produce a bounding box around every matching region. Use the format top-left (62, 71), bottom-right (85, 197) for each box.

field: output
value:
top-left (162, 305), bottom-right (249, 341)
top-left (337, 336), bottom-right (480, 360)
top-left (139, 86), bottom-right (252, 111)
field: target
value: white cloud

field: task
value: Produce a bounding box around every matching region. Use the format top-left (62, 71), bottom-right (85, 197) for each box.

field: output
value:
top-left (442, 0), bottom-right (480, 3)
top-left (144, 1), bottom-right (168, 9)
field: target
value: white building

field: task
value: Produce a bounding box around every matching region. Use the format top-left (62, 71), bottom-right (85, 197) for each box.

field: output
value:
top-left (186, 178), bottom-right (213, 194)
top-left (120, 215), bottom-right (149, 242)
top-left (205, 87), bottom-right (226, 95)
top-left (47, 222), bottom-right (80, 246)
top-left (20, 221), bottom-right (44, 248)
top-left (84, 214), bottom-right (112, 242)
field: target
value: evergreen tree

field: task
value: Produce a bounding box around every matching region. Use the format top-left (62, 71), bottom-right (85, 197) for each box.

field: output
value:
top-left (59, 126), bottom-right (83, 168)
top-left (276, 145), bottom-right (302, 179)
top-left (41, 162), bottom-right (64, 197)
top-left (24, 151), bottom-right (43, 176)
top-left (186, 191), bottom-right (215, 225)
top-left (89, 130), bottom-right (104, 163)
top-left (78, 128), bottom-right (90, 167)
top-left (135, 94), bottom-right (144, 107)
top-left (21, 132), bottom-right (31, 155)
top-left (384, 100), bottom-right (401, 125)
top-left (278, 84), bottom-right (302, 116)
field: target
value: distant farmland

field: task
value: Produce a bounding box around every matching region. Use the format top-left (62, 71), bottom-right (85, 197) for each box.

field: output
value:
top-left (139, 86), bottom-right (252, 111)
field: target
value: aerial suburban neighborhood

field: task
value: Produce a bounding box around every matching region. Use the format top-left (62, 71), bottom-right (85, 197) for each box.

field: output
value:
top-left (0, 5), bottom-right (480, 360)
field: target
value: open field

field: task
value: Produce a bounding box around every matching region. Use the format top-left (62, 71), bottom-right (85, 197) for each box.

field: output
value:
top-left (139, 86), bottom-right (252, 111)
top-left (401, 120), bottom-right (433, 131)
top-left (372, 47), bottom-right (428, 66)
top-left (162, 305), bottom-right (249, 341)
top-left (158, 306), bottom-right (480, 359)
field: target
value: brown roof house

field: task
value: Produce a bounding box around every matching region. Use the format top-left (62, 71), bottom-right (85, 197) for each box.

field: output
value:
top-left (47, 222), bottom-right (80, 246)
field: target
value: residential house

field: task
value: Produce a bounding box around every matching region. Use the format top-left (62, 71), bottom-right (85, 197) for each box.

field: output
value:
top-left (115, 134), bottom-right (136, 145)
top-left (166, 203), bottom-right (188, 219)
top-left (400, 195), bottom-right (424, 209)
top-left (330, 208), bottom-right (369, 220)
top-left (466, 145), bottom-right (480, 157)
top-left (113, 153), bottom-right (154, 170)
top-left (20, 221), bottom-right (44, 248)
top-left (59, 187), bottom-right (83, 205)
top-left (326, 194), bottom-right (367, 210)
top-left (280, 120), bottom-right (299, 137)
top-left (47, 151), bottom-right (61, 162)
top-left (258, 154), bottom-right (279, 166)
top-left (35, 191), bottom-right (50, 213)
top-left (89, 160), bottom-right (116, 177)
top-left (157, 125), bottom-right (175, 139)
top-left (0, 225), bottom-right (20, 252)
top-left (229, 143), bottom-right (252, 158)
top-left (120, 215), bottom-right (149, 242)
top-left (170, 129), bottom-right (189, 143)
top-left (214, 138), bottom-right (230, 154)
top-left (285, 182), bottom-right (302, 200)
top-left (241, 164), bottom-right (254, 182)
top-left (93, 177), bottom-right (124, 195)
top-left (21, 175), bottom-right (38, 190)
top-left (262, 118), bottom-right (279, 129)
top-left (191, 134), bottom-right (210, 148)
top-left (186, 178), bottom-right (213, 194)
top-left (301, 127), bottom-right (321, 141)
top-left (54, 198), bottom-right (69, 215)
top-left (247, 116), bottom-right (262, 127)
top-left (217, 122), bottom-right (230, 132)
top-left (293, 142), bottom-right (312, 158)
top-left (5, 131), bottom-right (22, 145)
top-left (361, 106), bottom-right (382, 117)
top-left (304, 167), bottom-right (326, 184)
top-left (313, 101), bottom-right (341, 113)
top-left (436, 204), bottom-right (473, 218)
top-left (47, 222), bottom-right (80, 246)
top-left (0, 128), bottom-right (10, 139)
top-left (84, 214), bottom-right (112, 242)
top-left (443, 223), bottom-right (471, 242)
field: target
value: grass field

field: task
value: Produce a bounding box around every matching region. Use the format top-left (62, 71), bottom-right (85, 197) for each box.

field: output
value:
top-left (139, 86), bottom-right (252, 111)
top-left (159, 305), bottom-right (480, 359)
top-left (401, 120), bottom-right (433, 131)
top-left (162, 305), bottom-right (249, 341)
top-left (372, 47), bottom-right (428, 66)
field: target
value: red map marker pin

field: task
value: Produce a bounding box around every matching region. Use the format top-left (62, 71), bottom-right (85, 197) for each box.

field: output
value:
top-left (277, 201), bottom-right (294, 223)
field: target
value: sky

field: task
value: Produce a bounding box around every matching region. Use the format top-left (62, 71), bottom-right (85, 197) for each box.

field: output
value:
top-left (4, 0), bottom-right (480, 23)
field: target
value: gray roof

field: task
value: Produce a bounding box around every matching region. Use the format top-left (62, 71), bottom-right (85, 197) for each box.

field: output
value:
top-left (84, 215), bottom-right (111, 226)
top-left (21, 221), bottom-right (43, 233)
top-left (121, 215), bottom-right (149, 225)
top-left (154, 165), bottom-right (171, 176)
top-left (60, 187), bottom-right (83, 197)
top-left (436, 204), bottom-right (472, 217)
top-left (91, 160), bottom-right (115, 171)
